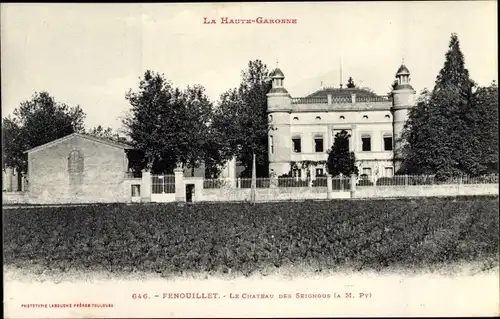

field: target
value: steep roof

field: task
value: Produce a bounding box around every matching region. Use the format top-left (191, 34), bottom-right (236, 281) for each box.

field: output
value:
top-left (24, 132), bottom-right (133, 154)
top-left (270, 68), bottom-right (285, 78)
top-left (396, 64), bottom-right (410, 75)
top-left (305, 87), bottom-right (378, 99)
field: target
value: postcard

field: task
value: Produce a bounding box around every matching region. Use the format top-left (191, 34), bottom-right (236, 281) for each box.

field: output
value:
top-left (2, 2), bottom-right (499, 318)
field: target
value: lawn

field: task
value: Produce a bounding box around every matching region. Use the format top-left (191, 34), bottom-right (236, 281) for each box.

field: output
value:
top-left (3, 196), bottom-right (499, 277)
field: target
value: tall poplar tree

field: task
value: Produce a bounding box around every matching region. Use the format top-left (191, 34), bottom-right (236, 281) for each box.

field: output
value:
top-left (400, 33), bottom-right (476, 179)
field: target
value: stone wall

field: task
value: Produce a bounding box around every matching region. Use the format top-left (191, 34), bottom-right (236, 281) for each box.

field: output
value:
top-left (201, 187), bottom-right (351, 202)
top-left (353, 183), bottom-right (499, 199)
top-left (2, 192), bottom-right (28, 205)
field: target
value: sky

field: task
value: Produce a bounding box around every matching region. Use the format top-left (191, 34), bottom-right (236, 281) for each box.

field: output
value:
top-left (1, 2), bottom-right (497, 131)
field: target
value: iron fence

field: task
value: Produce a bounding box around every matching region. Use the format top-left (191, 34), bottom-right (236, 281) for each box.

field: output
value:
top-left (151, 175), bottom-right (175, 194)
top-left (203, 178), bottom-right (233, 189)
top-left (239, 178), bottom-right (271, 188)
top-left (375, 174), bottom-right (499, 186)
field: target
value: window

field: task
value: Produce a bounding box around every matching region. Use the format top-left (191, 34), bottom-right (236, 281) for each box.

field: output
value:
top-left (314, 135), bottom-right (324, 152)
top-left (293, 117), bottom-right (299, 121)
top-left (292, 136), bottom-right (302, 153)
top-left (315, 116), bottom-right (321, 120)
top-left (316, 168), bottom-right (324, 176)
top-left (339, 115), bottom-right (345, 120)
top-left (383, 134), bottom-right (393, 151)
top-left (384, 114), bottom-right (391, 119)
top-left (384, 167), bottom-right (394, 177)
top-left (131, 184), bottom-right (141, 197)
top-left (362, 167), bottom-right (372, 177)
top-left (362, 115), bottom-right (368, 120)
top-left (269, 135), bottom-right (274, 154)
top-left (361, 135), bottom-right (371, 151)
top-left (269, 115), bottom-right (273, 122)
top-left (68, 150), bottom-right (84, 173)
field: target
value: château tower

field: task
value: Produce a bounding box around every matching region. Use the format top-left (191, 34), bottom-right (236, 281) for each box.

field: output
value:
top-left (267, 66), bottom-right (292, 176)
top-left (391, 64), bottom-right (417, 170)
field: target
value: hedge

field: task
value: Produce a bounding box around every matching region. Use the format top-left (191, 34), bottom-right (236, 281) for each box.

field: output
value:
top-left (3, 196), bottom-right (499, 277)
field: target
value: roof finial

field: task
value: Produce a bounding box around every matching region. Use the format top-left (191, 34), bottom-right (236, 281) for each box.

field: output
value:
top-left (340, 56), bottom-right (343, 89)
top-left (402, 56), bottom-right (405, 65)
top-left (276, 59), bottom-right (279, 69)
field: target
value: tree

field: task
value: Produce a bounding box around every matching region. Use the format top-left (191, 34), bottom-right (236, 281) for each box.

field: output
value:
top-left (123, 70), bottom-right (220, 175)
top-left (179, 85), bottom-right (215, 176)
top-left (215, 60), bottom-right (272, 177)
top-left (205, 89), bottom-right (241, 178)
top-left (2, 117), bottom-right (23, 172)
top-left (2, 91), bottom-right (86, 174)
top-left (346, 77), bottom-right (356, 88)
top-left (87, 125), bottom-right (128, 143)
top-left (326, 130), bottom-right (359, 177)
top-left (123, 70), bottom-right (183, 174)
top-left (88, 125), bottom-right (114, 139)
top-left (400, 33), bottom-right (476, 179)
top-left (462, 81), bottom-right (499, 174)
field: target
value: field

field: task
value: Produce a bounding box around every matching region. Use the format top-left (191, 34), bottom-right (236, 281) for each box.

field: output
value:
top-left (3, 196), bottom-right (499, 278)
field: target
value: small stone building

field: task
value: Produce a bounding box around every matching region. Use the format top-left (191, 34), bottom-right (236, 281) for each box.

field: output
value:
top-left (25, 133), bottom-right (133, 204)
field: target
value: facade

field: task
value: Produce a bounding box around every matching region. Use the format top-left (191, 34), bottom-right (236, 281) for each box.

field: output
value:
top-left (267, 64), bottom-right (416, 180)
top-left (25, 133), bottom-right (134, 204)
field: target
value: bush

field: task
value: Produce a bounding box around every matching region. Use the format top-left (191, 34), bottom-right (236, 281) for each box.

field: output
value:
top-left (3, 197), bottom-right (499, 276)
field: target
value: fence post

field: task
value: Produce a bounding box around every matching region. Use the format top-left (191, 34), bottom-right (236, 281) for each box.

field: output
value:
top-left (404, 174), bottom-right (409, 187)
top-left (458, 174), bottom-right (463, 196)
top-left (327, 174), bottom-right (333, 199)
top-left (237, 177), bottom-right (241, 189)
top-left (350, 174), bottom-right (357, 198)
top-left (21, 173), bottom-right (27, 192)
top-left (174, 168), bottom-right (185, 202)
top-left (141, 170), bottom-right (151, 202)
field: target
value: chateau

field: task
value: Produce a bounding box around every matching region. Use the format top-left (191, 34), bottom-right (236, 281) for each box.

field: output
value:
top-left (266, 64), bottom-right (416, 180)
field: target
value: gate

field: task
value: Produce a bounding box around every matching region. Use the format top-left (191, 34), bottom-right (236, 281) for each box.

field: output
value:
top-left (151, 174), bottom-right (176, 202)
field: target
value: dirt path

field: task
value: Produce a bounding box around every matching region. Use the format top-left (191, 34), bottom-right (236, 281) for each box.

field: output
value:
top-left (4, 263), bottom-right (499, 318)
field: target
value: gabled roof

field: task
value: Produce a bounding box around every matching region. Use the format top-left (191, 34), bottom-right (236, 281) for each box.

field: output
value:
top-left (24, 133), bottom-right (133, 154)
top-left (305, 87), bottom-right (378, 99)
